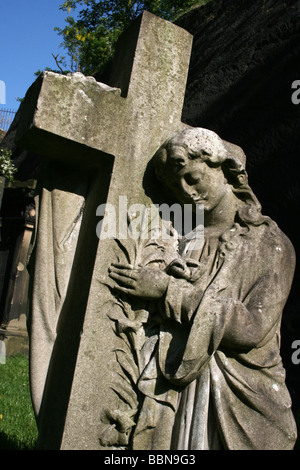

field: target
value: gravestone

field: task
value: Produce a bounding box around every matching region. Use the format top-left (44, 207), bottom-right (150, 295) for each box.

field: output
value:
top-left (0, 179), bottom-right (35, 356)
top-left (15, 12), bottom-right (192, 449)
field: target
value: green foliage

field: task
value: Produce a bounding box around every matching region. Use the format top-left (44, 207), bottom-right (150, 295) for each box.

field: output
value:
top-left (0, 355), bottom-right (38, 450)
top-left (54, 0), bottom-right (209, 76)
top-left (0, 148), bottom-right (17, 182)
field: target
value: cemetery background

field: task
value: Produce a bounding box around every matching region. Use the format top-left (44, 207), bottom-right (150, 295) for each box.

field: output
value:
top-left (0, 0), bottom-right (299, 449)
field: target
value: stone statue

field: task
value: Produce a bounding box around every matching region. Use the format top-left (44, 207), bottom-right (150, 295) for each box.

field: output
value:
top-left (108, 127), bottom-right (297, 450)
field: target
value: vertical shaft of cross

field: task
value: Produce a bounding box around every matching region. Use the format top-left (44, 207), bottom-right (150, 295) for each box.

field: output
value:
top-left (60, 14), bottom-right (192, 450)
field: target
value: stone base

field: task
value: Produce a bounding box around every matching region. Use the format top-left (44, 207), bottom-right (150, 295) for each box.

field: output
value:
top-left (0, 314), bottom-right (29, 358)
top-left (0, 333), bottom-right (29, 358)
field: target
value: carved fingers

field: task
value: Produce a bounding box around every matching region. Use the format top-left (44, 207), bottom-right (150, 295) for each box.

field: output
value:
top-left (108, 263), bottom-right (170, 299)
top-left (109, 264), bottom-right (138, 291)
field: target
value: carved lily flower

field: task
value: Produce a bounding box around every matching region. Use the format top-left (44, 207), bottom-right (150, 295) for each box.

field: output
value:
top-left (99, 408), bottom-right (137, 447)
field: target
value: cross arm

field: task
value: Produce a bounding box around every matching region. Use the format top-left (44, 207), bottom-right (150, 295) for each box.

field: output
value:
top-left (15, 71), bottom-right (122, 167)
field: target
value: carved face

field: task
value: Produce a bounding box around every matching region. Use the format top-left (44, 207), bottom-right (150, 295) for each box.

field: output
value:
top-left (166, 145), bottom-right (230, 214)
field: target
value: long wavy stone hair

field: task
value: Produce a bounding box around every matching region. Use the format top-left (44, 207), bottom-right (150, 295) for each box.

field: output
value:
top-left (153, 127), bottom-right (271, 229)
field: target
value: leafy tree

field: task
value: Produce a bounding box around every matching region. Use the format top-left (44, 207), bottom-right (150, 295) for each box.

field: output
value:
top-left (0, 148), bottom-right (17, 182)
top-left (54, 0), bottom-right (210, 76)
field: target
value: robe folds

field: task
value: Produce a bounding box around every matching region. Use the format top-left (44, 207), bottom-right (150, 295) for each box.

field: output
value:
top-left (132, 219), bottom-right (297, 450)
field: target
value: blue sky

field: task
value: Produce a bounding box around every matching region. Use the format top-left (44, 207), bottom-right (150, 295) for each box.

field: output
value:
top-left (0, 0), bottom-right (70, 110)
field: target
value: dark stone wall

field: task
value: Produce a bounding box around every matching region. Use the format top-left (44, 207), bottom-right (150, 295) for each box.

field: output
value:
top-left (177, 0), bottom-right (300, 447)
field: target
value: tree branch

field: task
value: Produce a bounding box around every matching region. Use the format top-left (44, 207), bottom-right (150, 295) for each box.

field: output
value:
top-left (52, 53), bottom-right (64, 74)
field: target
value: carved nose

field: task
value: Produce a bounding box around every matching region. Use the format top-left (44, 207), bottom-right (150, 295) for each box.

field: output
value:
top-left (186, 187), bottom-right (198, 198)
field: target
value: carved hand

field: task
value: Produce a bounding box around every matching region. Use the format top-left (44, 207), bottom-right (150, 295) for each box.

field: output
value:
top-left (108, 263), bottom-right (170, 299)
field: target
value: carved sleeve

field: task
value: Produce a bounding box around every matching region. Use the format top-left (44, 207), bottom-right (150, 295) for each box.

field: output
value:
top-left (164, 276), bottom-right (206, 324)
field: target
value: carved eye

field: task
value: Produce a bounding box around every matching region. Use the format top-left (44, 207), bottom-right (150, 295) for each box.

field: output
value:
top-left (172, 158), bottom-right (186, 171)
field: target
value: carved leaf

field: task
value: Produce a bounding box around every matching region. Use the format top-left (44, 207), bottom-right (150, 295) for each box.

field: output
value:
top-left (115, 348), bottom-right (140, 385)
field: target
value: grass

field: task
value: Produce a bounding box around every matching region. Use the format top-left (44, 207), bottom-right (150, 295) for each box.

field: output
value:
top-left (0, 355), bottom-right (38, 450)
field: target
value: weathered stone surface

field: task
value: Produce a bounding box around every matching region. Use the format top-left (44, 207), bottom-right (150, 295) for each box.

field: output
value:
top-left (0, 108), bottom-right (42, 181)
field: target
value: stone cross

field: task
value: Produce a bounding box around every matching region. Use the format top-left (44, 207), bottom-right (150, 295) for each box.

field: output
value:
top-left (16, 11), bottom-right (192, 449)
